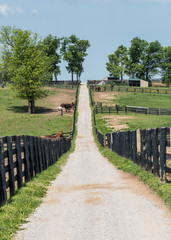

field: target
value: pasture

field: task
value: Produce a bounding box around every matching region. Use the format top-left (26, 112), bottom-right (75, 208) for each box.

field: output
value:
top-left (0, 87), bottom-right (76, 137)
top-left (93, 90), bottom-right (171, 133)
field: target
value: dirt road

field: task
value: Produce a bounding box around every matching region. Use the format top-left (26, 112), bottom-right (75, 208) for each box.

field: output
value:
top-left (14, 84), bottom-right (171, 240)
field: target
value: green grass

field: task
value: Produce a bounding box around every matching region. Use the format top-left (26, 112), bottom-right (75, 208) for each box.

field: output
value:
top-left (96, 113), bottom-right (171, 134)
top-left (113, 91), bottom-right (171, 109)
top-left (0, 88), bottom-right (73, 137)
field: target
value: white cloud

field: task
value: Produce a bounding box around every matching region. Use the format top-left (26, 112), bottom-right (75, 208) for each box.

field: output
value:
top-left (0, 4), bottom-right (24, 16)
top-left (0, 4), bottom-right (10, 16)
top-left (31, 8), bottom-right (39, 15)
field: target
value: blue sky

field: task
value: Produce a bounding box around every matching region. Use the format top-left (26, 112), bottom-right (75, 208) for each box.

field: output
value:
top-left (0, 0), bottom-right (171, 82)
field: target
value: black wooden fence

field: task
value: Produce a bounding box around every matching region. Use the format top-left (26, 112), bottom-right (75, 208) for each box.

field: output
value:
top-left (0, 135), bottom-right (71, 206)
top-left (90, 85), bottom-right (171, 94)
top-left (107, 127), bottom-right (171, 180)
top-left (95, 103), bottom-right (171, 116)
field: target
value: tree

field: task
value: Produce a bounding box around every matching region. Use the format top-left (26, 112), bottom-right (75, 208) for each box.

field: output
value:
top-left (161, 46), bottom-right (171, 87)
top-left (0, 50), bottom-right (11, 85)
top-left (142, 40), bottom-right (163, 82)
top-left (42, 34), bottom-right (61, 81)
top-left (61, 35), bottom-right (90, 81)
top-left (106, 45), bottom-right (128, 82)
top-left (0, 26), bottom-right (51, 113)
top-left (126, 37), bottom-right (148, 79)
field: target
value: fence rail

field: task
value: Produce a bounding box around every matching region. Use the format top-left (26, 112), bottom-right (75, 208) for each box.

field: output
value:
top-left (95, 103), bottom-right (171, 116)
top-left (90, 85), bottom-right (171, 94)
top-left (0, 135), bottom-right (71, 206)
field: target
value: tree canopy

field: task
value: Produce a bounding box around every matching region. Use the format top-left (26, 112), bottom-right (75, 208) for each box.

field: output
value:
top-left (0, 26), bottom-right (51, 113)
top-left (61, 35), bottom-right (90, 81)
top-left (106, 37), bottom-right (169, 85)
top-left (161, 46), bottom-right (171, 87)
top-left (42, 34), bottom-right (61, 81)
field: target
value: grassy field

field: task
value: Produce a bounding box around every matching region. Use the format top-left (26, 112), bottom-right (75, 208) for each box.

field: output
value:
top-left (0, 87), bottom-right (75, 137)
top-left (114, 91), bottom-right (171, 109)
top-left (96, 113), bottom-right (171, 134)
top-left (93, 88), bottom-right (171, 133)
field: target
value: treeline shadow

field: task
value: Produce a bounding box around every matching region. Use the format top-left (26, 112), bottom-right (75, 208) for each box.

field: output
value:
top-left (7, 106), bottom-right (55, 114)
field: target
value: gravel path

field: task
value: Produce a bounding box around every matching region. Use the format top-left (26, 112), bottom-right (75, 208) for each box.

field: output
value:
top-left (14, 84), bottom-right (171, 240)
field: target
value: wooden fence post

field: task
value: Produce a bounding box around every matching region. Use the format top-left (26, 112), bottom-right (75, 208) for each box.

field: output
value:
top-left (151, 128), bottom-right (159, 176)
top-left (160, 128), bottom-right (167, 181)
top-left (33, 137), bottom-right (40, 174)
top-left (140, 129), bottom-right (146, 168)
top-left (7, 136), bottom-right (15, 197)
top-left (15, 136), bottom-right (23, 189)
top-left (0, 141), bottom-right (7, 205)
top-left (28, 136), bottom-right (35, 178)
top-left (146, 129), bottom-right (152, 171)
top-left (37, 137), bottom-right (43, 173)
top-left (125, 131), bottom-right (130, 159)
top-left (23, 136), bottom-right (31, 182)
top-left (132, 131), bottom-right (137, 163)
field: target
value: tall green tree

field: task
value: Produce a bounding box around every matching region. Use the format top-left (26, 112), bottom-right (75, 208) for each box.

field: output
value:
top-left (106, 45), bottom-right (128, 82)
top-left (0, 26), bottom-right (51, 113)
top-left (61, 35), bottom-right (90, 82)
top-left (161, 46), bottom-right (171, 87)
top-left (142, 40), bottom-right (163, 82)
top-left (42, 34), bottom-right (61, 81)
top-left (126, 37), bottom-right (148, 79)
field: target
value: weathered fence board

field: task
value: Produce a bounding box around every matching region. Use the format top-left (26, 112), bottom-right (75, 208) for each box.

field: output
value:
top-left (160, 128), bottom-right (167, 181)
top-left (7, 136), bottom-right (15, 198)
top-left (15, 136), bottom-right (23, 189)
top-left (0, 141), bottom-right (7, 205)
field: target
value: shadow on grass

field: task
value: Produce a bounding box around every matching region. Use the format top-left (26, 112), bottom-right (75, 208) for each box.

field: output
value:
top-left (7, 106), bottom-right (55, 114)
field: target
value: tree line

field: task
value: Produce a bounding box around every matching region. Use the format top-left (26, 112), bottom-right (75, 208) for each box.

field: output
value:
top-left (106, 37), bottom-right (171, 87)
top-left (0, 26), bottom-right (90, 113)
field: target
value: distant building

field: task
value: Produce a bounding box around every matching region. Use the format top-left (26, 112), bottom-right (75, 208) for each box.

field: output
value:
top-left (128, 78), bottom-right (148, 87)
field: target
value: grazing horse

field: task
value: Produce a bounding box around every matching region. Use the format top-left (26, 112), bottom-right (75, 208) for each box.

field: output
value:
top-left (60, 102), bottom-right (75, 112)
top-left (95, 86), bottom-right (101, 92)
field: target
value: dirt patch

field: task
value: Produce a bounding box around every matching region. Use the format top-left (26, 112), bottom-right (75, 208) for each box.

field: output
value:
top-left (49, 183), bottom-right (131, 193)
top-left (100, 115), bottom-right (134, 131)
top-left (85, 197), bottom-right (101, 205)
top-left (42, 87), bottom-right (76, 116)
top-left (94, 91), bottom-right (119, 106)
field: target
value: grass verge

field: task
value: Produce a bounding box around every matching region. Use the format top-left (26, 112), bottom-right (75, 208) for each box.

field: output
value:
top-left (89, 89), bottom-right (171, 212)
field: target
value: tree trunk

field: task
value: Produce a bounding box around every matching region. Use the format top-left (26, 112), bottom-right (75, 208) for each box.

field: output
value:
top-left (120, 72), bottom-right (123, 84)
top-left (71, 72), bottom-right (74, 82)
top-left (55, 74), bottom-right (58, 82)
top-left (28, 100), bottom-right (35, 114)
